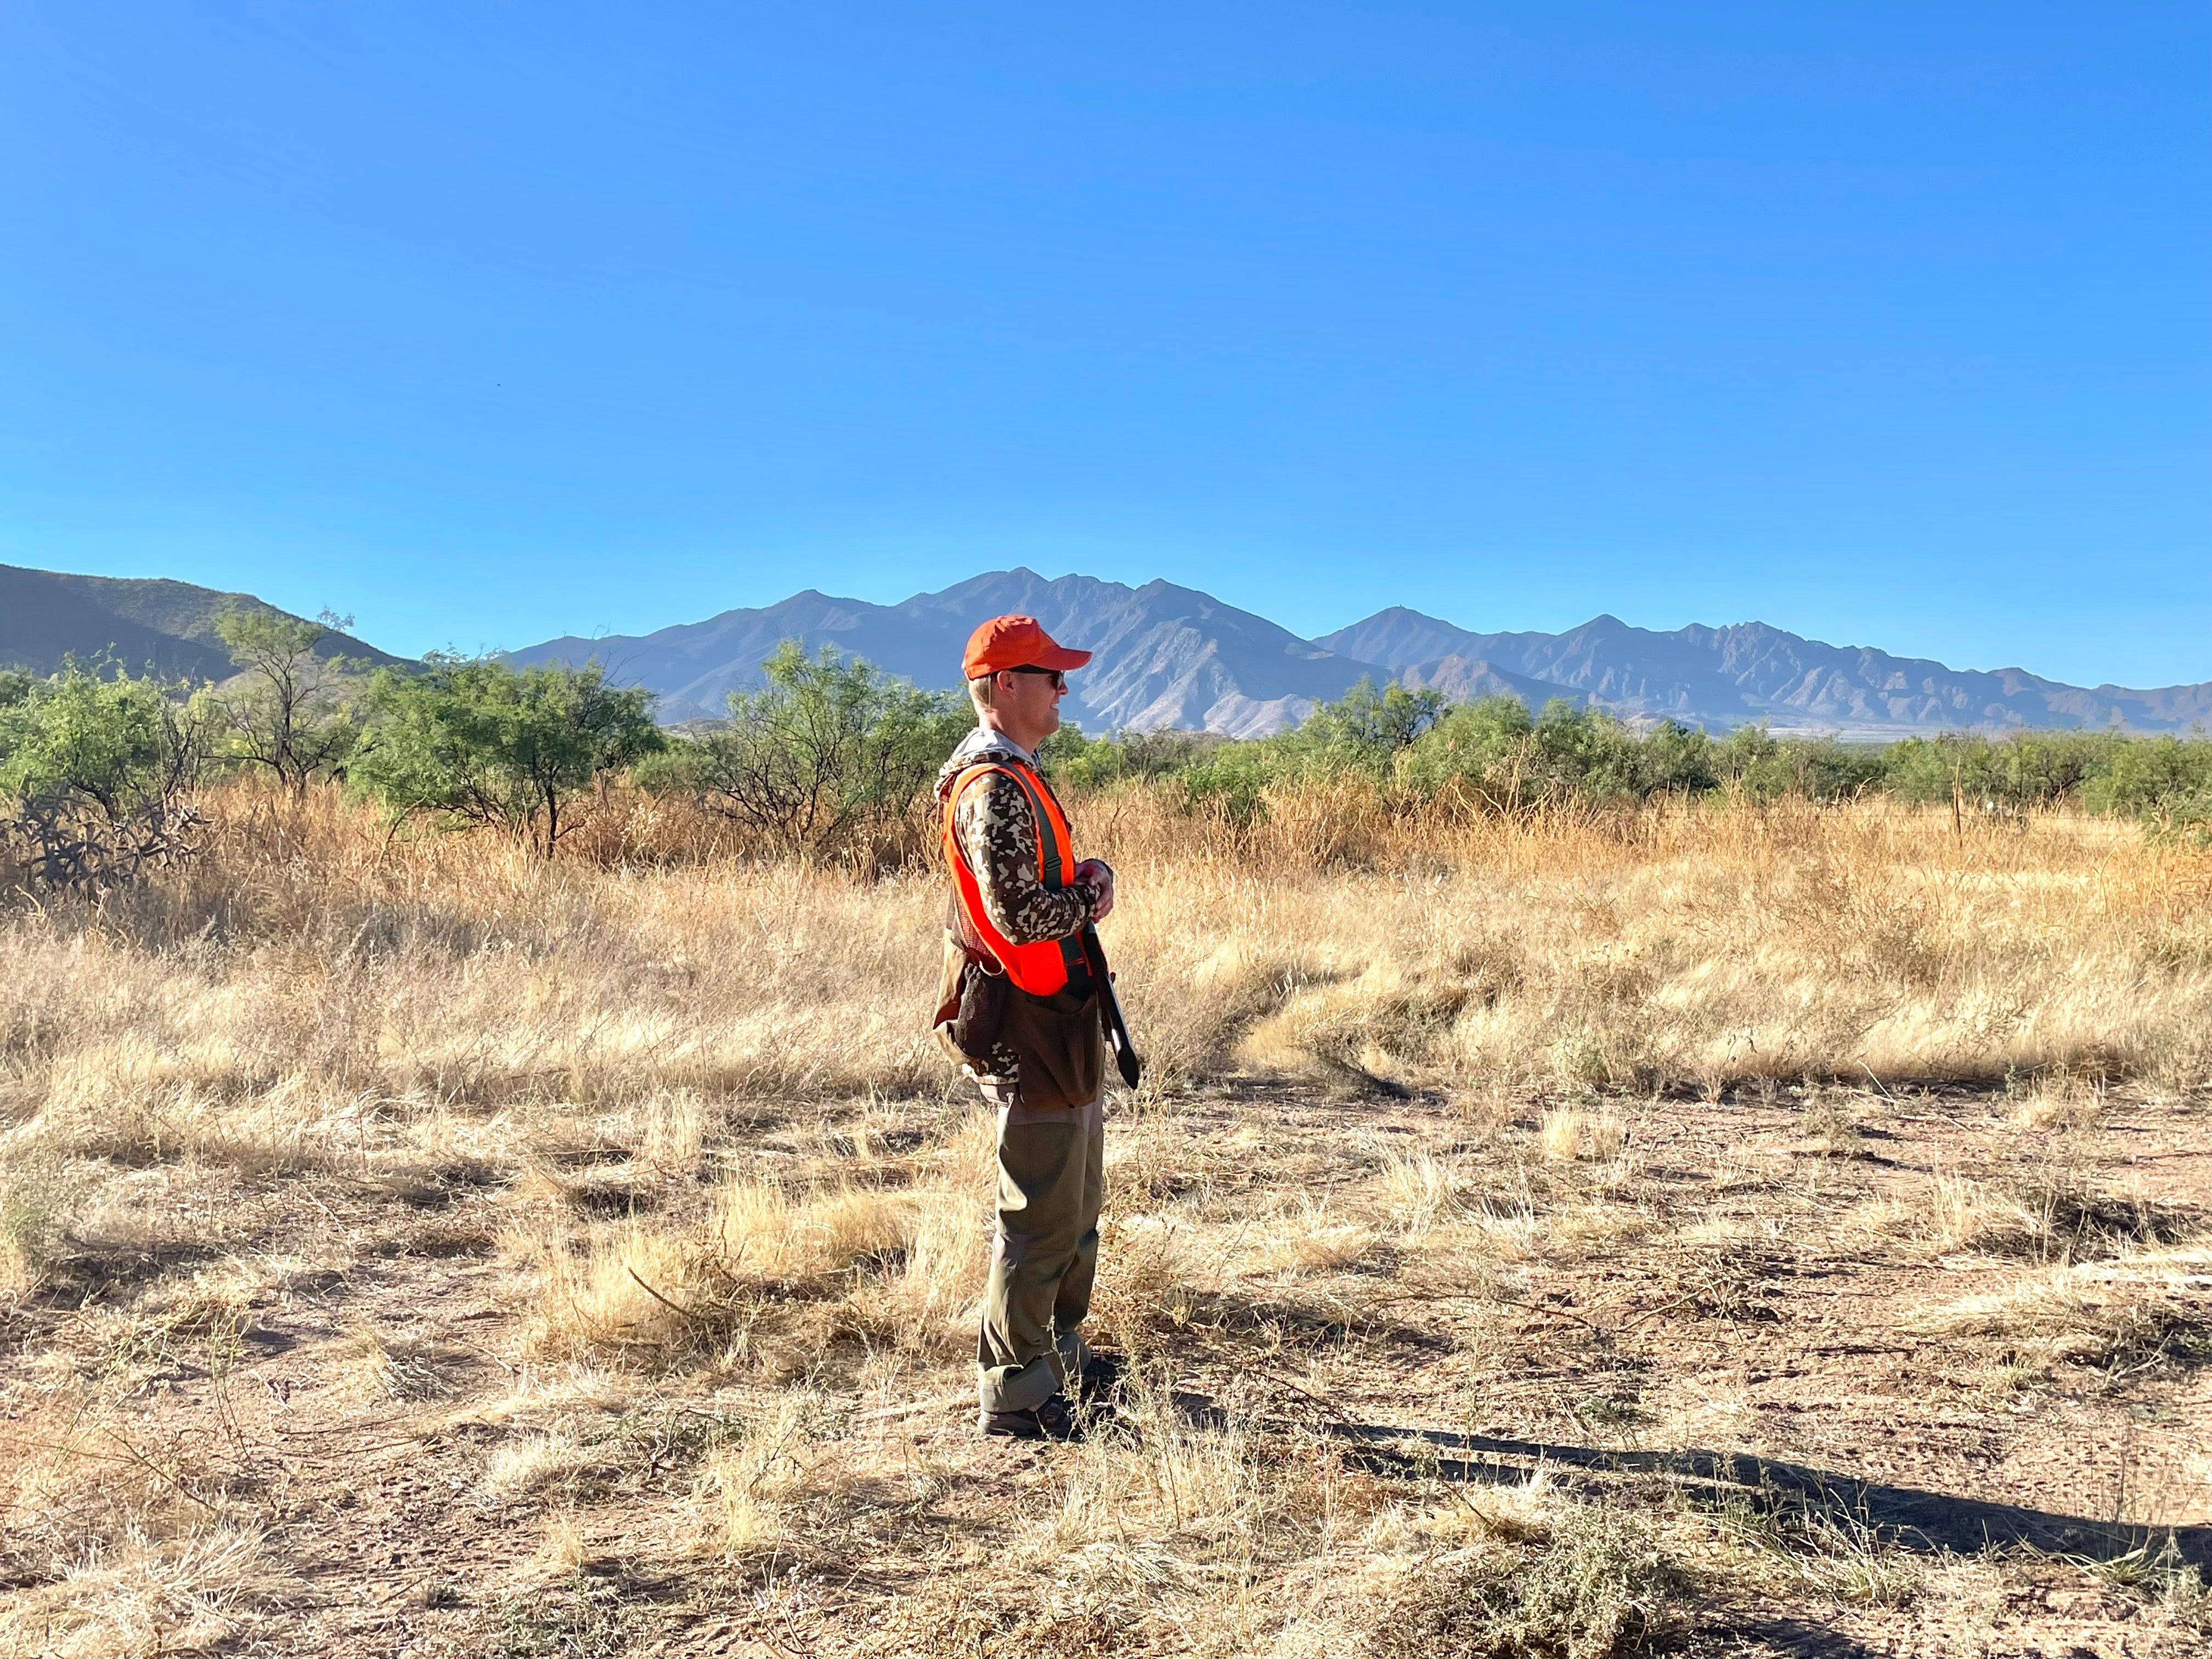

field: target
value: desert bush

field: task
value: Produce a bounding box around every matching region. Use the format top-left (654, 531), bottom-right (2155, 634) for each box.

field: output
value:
top-left (1716, 724), bottom-right (1887, 802)
top-left (1045, 725), bottom-right (1224, 789)
top-left (638, 641), bottom-right (969, 867)
top-left (351, 654), bottom-right (662, 855)
top-left (0, 664), bottom-right (215, 891)
top-left (1883, 731), bottom-right (2117, 812)
top-left (1295, 678), bottom-right (1449, 775)
top-left (2084, 735), bottom-right (2212, 846)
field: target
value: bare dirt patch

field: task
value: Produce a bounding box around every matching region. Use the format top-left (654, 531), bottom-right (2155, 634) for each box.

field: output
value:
top-left (5, 1075), bottom-right (2205, 1657)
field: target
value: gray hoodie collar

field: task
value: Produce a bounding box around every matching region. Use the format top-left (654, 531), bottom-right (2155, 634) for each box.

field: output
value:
top-left (936, 724), bottom-right (1040, 800)
top-left (946, 724), bottom-right (1035, 769)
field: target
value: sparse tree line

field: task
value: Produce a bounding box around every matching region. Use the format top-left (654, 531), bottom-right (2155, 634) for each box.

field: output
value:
top-left (1048, 678), bottom-right (2212, 836)
top-left (0, 608), bottom-right (663, 885)
top-left (0, 624), bottom-right (955, 888)
top-left (3, 628), bottom-right (2208, 891)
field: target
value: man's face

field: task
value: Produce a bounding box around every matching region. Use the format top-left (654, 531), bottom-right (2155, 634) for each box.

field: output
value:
top-left (995, 665), bottom-right (1066, 741)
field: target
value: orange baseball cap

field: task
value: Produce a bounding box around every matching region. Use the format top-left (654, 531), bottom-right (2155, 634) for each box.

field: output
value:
top-left (962, 614), bottom-right (1093, 680)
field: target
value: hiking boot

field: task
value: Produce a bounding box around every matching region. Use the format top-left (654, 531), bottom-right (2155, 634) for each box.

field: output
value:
top-left (1075, 1349), bottom-right (1128, 1405)
top-left (980, 1392), bottom-right (1084, 1442)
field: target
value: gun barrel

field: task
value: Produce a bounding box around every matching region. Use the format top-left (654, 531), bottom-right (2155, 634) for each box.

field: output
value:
top-left (1081, 924), bottom-right (1142, 1089)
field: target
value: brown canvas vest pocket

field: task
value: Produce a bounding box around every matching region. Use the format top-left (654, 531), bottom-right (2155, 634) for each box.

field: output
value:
top-left (997, 983), bottom-right (1103, 1111)
top-left (933, 930), bottom-right (1010, 1072)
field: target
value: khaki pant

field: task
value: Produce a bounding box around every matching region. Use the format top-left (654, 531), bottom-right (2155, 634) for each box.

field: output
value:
top-left (977, 1094), bottom-right (1104, 1413)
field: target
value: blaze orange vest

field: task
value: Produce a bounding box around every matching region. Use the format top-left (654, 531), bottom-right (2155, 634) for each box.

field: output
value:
top-left (942, 758), bottom-right (1092, 997)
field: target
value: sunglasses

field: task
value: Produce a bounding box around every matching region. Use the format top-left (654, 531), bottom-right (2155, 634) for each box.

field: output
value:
top-left (1006, 665), bottom-right (1068, 691)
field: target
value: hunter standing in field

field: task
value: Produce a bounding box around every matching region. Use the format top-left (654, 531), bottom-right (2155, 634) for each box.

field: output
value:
top-left (934, 615), bottom-right (1121, 1442)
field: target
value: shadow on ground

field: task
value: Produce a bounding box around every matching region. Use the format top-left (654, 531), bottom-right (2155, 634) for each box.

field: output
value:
top-left (1157, 1385), bottom-right (2202, 1568)
top-left (1344, 1418), bottom-right (2209, 1568)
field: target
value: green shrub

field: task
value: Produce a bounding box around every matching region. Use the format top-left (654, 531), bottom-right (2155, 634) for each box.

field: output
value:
top-left (353, 656), bottom-right (662, 855)
top-left (2082, 733), bottom-right (2212, 815)
top-left (1042, 726), bottom-right (1221, 790)
top-left (0, 664), bottom-right (215, 889)
top-left (1631, 718), bottom-right (1720, 795)
top-left (641, 642), bottom-right (968, 862)
top-left (1176, 732), bottom-right (1280, 822)
top-left (1401, 695), bottom-right (1539, 798)
top-left (1718, 725), bottom-right (1886, 801)
top-left (2051, 730), bottom-right (2211, 841)
top-left (1291, 677), bottom-right (1447, 777)
top-left (1881, 730), bottom-right (2134, 810)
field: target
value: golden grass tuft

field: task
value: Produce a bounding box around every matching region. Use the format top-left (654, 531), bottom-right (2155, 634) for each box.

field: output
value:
top-left (479, 1432), bottom-right (592, 1504)
top-left (1538, 1107), bottom-right (1585, 1162)
top-left (1901, 1243), bottom-right (2212, 1367)
top-left (1858, 1166), bottom-right (2182, 1263)
top-left (2, 1526), bottom-right (285, 1659)
top-left (684, 1393), bottom-right (821, 1560)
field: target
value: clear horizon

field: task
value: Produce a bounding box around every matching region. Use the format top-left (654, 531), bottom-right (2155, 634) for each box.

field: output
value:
top-left (3, 5), bottom-right (2207, 685)
top-left (21, 553), bottom-right (2211, 695)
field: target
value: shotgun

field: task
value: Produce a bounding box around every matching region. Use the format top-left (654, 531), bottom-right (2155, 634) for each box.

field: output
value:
top-left (1079, 923), bottom-right (1142, 1090)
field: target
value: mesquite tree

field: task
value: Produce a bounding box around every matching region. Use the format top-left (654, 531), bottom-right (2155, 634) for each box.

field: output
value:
top-left (210, 605), bottom-right (364, 797)
top-left (352, 656), bottom-right (662, 855)
top-left (649, 642), bottom-right (968, 863)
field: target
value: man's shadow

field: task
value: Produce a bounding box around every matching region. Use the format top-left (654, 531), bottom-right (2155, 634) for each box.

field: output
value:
top-left (1165, 1390), bottom-right (2208, 1569)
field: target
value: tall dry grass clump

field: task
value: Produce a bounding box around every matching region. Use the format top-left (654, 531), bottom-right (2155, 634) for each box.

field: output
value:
top-left (3, 781), bottom-right (2207, 1190)
top-left (1092, 786), bottom-right (2212, 1101)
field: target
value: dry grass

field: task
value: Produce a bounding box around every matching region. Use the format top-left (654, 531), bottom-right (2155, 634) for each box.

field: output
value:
top-left (2, 781), bottom-right (2209, 1654)
top-left (3, 786), bottom-right (2207, 1150)
top-left (1361, 1500), bottom-right (1680, 1659)
top-left (1903, 1244), bottom-right (2212, 1369)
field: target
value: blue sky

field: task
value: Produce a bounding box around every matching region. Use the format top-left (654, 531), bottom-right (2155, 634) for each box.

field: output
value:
top-left (2, 3), bottom-right (2207, 685)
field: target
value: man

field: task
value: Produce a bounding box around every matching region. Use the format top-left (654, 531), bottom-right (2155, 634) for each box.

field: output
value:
top-left (934, 614), bottom-right (1120, 1442)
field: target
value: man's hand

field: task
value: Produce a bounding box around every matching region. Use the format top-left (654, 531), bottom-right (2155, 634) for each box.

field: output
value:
top-left (1074, 857), bottom-right (1116, 921)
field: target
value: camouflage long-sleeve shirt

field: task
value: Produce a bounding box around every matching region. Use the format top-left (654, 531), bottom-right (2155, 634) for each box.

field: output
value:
top-left (937, 728), bottom-right (1101, 950)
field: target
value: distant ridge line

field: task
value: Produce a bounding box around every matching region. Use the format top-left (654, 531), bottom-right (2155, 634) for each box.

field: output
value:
top-left (1, 558), bottom-right (2199, 738)
top-left (507, 568), bottom-right (2212, 737)
top-left (0, 562), bottom-right (409, 683)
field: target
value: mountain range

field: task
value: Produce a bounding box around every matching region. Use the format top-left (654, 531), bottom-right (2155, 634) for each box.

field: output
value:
top-left (5, 561), bottom-right (2206, 738)
top-left (1316, 608), bottom-right (2212, 738)
top-left (512, 570), bottom-right (1381, 736)
top-left (514, 569), bottom-right (2212, 738)
top-left (0, 563), bottom-right (407, 682)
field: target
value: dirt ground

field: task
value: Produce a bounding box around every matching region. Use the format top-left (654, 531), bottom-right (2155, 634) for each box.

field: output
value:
top-left (5, 1070), bottom-right (2205, 1658)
